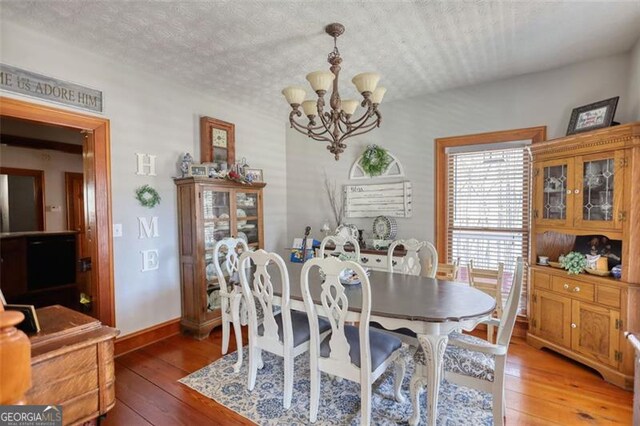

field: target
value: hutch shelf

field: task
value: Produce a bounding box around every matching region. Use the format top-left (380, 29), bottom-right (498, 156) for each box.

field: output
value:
top-left (174, 177), bottom-right (266, 340)
top-left (527, 122), bottom-right (640, 390)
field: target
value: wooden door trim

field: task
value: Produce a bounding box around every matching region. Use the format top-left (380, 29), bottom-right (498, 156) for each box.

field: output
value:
top-left (0, 96), bottom-right (115, 327)
top-left (0, 166), bottom-right (46, 231)
top-left (64, 172), bottom-right (83, 230)
top-left (434, 126), bottom-right (547, 261)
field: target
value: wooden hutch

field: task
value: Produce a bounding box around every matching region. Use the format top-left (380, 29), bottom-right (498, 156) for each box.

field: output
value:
top-left (527, 122), bottom-right (640, 390)
top-left (174, 177), bottom-right (265, 339)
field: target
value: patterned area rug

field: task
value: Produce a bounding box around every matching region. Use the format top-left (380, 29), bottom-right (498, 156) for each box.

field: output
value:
top-left (179, 346), bottom-right (493, 425)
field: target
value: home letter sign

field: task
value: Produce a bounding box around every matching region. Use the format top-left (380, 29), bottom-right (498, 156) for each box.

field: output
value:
top-left (138, 217), bottom-right (159, 239)
top-left (141, 249), bottom-right (159, 271)
top-left (136, 153), bottom-right (157, 176)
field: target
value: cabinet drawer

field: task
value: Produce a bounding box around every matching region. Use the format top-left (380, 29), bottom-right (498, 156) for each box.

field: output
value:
top-left (551, 276), bottom-right (594, 302)
top-left (533, 270), bottom-right (551, 290)
top-left (596, 286), bottom-right (621, 308)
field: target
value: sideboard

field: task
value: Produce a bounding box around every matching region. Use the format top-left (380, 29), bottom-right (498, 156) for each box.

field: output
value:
top-left (317, 246), bottom-right (407, 272)
top-left (26, 305), bottom-right (118, 425)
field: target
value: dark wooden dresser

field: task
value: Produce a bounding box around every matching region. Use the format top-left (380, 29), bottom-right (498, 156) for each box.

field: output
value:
top-left (26, 305), bottom-right (118, 425)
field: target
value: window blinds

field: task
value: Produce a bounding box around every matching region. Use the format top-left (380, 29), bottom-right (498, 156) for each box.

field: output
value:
top-left (446, 146), bottom-right (531, 314)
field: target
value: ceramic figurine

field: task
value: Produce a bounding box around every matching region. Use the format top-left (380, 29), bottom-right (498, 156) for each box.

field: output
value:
top-left (180, 153), bottom-right (194, 177)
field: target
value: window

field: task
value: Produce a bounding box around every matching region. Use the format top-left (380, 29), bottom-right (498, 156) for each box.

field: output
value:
top-left (435, 127), bottom-right (546, 315)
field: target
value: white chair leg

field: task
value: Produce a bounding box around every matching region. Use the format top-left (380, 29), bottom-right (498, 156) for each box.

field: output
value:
top-left (361, 381), bottom-right (372, 426)
top-left (493, 357), bottom-right (507, 426)
top-left (487, 322), bottom-right (495, 344)
top-left (309, 358), bottom-right (320, 423)
top-left (408, 375), bottom-right (425, 426)
top-left (393, 356), bottom-right (406, 403)
top-left (283, 353), bottom-right (293, 409)
top-left (231, 295), bottom-right (243, 372)
top-left (221, 316), bottom-right (230, 355)
top-left (247, 345), bottom-right (258, 391)
top-left (257, 351), bottom-right (264, 369)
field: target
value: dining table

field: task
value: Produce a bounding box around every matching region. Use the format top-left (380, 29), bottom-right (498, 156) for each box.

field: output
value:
top-left (267, 258), bottom-right (497, 426)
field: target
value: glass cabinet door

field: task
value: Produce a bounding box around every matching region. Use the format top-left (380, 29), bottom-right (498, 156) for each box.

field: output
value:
top-left (235, 191), bottom-right (260, 249)
top-left (202, 188), bottom-right (231, 313)
top-left (535, 159), bottom-right (574, 226)
top-left (574, 151), bottom-right (624, 230)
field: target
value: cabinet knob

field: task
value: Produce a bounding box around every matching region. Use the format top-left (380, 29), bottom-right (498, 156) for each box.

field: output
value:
top-left (361, 257), bottom-right (369, 263)
top-left (566, 189), bottom-right (572, 195)
top-left (574, 189), bottom-right (580, 194)
top-left (571, 323), bottom-right (577, 328)
top-left (573, 287), bottom-right (580, 293)
top-left (375, 258), bottom-right (381, 263)
top-left (563, 283), bottom-right (569, 290)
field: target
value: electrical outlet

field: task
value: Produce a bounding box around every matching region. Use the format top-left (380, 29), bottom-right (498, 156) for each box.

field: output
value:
top-left (113, 223), bottom-right (123, 237)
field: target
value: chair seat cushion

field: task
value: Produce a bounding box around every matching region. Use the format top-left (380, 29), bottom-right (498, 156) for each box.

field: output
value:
top-left (445, 332), bottom-right (496, 382)
top-left (258, 311), bottom-right (330, 347)
top-left (320, 325), bottom-right (402, 371)
top-left (414, 332), bottom-right (495, 382)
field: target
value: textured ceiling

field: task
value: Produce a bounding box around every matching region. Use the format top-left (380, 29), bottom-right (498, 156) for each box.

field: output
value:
top-left (2, 1), bottom-right (640, 113)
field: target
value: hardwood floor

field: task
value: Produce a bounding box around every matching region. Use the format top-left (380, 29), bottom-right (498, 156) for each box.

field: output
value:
top-left (104, 328), bottom-right (633, 425)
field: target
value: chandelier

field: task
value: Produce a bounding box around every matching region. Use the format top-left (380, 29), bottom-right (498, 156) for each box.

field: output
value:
top-left (281, 23), bottom-right (386, 160)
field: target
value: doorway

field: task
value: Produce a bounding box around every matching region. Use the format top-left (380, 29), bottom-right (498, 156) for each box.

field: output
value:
top-left (0, 97), bottom-right (115, 326)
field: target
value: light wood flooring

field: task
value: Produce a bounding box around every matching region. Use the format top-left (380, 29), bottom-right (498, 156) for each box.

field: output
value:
top-left (103, 328), bottom-right (633, 425)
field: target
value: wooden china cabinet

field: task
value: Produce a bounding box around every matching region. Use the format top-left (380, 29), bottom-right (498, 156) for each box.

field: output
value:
top-left (527, 122), bottom-right (640, 390)
top-left (174, 177), bottom-right (266, 339)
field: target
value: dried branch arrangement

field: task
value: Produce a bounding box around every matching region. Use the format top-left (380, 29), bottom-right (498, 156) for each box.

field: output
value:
top-left (323, 171), bottom-right (344, 228)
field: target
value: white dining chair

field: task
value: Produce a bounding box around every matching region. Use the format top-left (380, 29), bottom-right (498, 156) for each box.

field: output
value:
top-left (467, 260), bottom-right (505, 343)
top-left (301, 256), bottom-right (406, 424)
top-left (319, 234), bottom-right (361, 263)
top-left (386, 239), bottom-right (437, 278)
top-left (213, 237), bottom-right (249, 372)
top-left (413, 257), bottom-right (524, 426)
top-left (372, 239), bottom-right (438, 344)
top-left (238, 249), bottom-right (331, 409)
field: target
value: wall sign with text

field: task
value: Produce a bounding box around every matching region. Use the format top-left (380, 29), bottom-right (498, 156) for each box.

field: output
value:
top-left (0, 63), bottom-right (103, 113)
top-left (344, 181), bottom-right (412, 218)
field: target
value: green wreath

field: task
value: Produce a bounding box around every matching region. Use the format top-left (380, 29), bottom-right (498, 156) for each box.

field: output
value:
top-left (360, 145), bottom-right (392, 177)
top-left (135, 185), bottom-right (161, 208)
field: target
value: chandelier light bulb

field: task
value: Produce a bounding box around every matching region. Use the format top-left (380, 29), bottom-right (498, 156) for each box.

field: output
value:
top-left (301, 100), bottom-right (317, 117)
top-left (371, 87), bottom-right (387, 104)
top-left (306, 71), bottom-right (335, 93)
top-left (281, 86), bottom-right (306, 105)
top-left (352, 72), bottom-right (380, 94)
top-left (341, 99), bottom-right (358, 115)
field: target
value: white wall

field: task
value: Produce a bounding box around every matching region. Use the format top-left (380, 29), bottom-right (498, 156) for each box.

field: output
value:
top-left (286, 53), bottom-right (632, 245)
top-left (0, 145), bottom-right (83, 231)
top-left (629, 37), bottom-right (640, 120)
top-left (1, 21), bottom-right (287, 336)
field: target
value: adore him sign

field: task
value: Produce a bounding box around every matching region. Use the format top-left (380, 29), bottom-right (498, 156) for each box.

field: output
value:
top-left (0, 63), bottom-right (103, 113)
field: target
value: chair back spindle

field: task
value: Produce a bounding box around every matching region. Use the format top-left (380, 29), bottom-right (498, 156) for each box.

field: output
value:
top-left (319, 235), bottom-right (361, 263)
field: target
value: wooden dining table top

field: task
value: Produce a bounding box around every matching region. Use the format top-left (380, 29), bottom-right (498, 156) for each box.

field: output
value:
top-left (266, 258), bottom-right (497, 323)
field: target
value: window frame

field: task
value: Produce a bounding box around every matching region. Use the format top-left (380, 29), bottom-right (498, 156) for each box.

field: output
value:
top-left (435, 126), bottom-right (546, 317)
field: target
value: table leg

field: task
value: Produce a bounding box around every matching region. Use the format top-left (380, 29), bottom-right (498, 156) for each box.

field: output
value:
top-left (409, 333), bottom-right (448, 426)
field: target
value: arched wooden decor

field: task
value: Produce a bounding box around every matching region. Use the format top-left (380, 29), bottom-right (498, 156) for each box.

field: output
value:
top-left (349, 151), bottom-right (405, 180)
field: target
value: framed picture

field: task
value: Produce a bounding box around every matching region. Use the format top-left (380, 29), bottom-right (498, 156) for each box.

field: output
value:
top-left (189, 164), bottom-right (208, 177)
top-left (245, 168), bottom-right (263, 183)
top-left (566, 97), bottom-right (619, 135)
top-left (2, 301), bottom-right (41, 333)
top-left (200, 116), bottom-right (235, 166)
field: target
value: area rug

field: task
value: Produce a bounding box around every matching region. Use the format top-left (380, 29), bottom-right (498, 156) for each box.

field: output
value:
top-left (179, 346), bottom-right (493, 425)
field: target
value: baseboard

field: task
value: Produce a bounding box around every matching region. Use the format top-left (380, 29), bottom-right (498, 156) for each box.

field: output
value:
top-left (114, 318), bottom-right (181, 357)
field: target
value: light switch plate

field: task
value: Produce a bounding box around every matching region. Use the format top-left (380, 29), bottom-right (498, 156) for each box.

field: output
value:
top-left (113, 223), bottom-right (123, 238)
